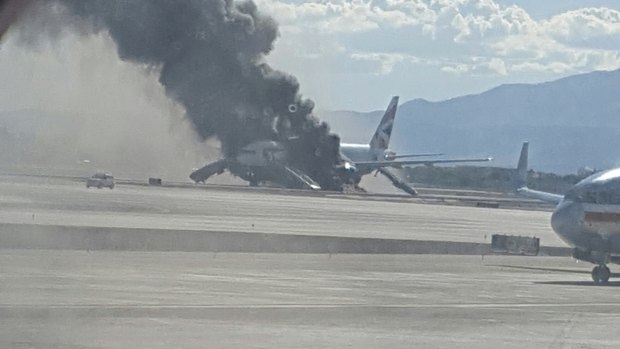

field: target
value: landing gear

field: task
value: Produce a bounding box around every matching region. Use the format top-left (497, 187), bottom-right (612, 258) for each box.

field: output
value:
top-left (591, 265), bottom-right (610, 284)
top-left (246, 172), bottom-right (259, 187)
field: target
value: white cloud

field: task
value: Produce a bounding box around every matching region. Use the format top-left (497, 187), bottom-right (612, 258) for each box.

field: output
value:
top-left (510, 61), bottom-right (574, 74)
top-left (259, 0), bottom-right (620, 77)
top-left (440, 56), bottom-right (507, 76)
top-left (257, 0), bottom-right (421, 34)
top-left (488, 57), bottom-right (507, 75)
top-left (544, 7), bottom-right (620, 43)
top-left (351, 52), bottom-right (420, 75)
top-left (441, 63), bottom-right (469, 74)
top-left (256, 0), bottom-right (620, 109)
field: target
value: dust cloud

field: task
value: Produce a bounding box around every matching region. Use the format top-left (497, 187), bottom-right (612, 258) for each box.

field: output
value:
top-left (0, 21), bottom-right (212, 180)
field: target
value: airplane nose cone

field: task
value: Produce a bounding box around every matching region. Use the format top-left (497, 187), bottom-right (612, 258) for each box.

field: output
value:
top-left (550, 204), bottom-right (566, 233)
top-left (551, 200), bottom-right (581, 246)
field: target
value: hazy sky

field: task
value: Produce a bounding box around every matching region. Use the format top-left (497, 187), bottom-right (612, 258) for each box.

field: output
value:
top-left (258, 0), bottom-right (620, 110)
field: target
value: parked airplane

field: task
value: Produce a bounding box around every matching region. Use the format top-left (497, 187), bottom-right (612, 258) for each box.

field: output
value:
top-left (339, 96), bottom-right (492, 195)
top-left (514, 141), bottom-right (620, 284)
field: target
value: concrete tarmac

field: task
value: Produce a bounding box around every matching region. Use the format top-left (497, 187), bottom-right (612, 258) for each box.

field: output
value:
top-left (2, 251), bottom-right (620, 348)
top-left (0, 175), bottom-right (562, 246)
top-left (2, 175), bottom-right (615, 348)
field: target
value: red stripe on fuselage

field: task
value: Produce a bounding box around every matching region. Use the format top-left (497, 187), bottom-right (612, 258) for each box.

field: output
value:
top-left (584, 211), bottom-right (620, 223)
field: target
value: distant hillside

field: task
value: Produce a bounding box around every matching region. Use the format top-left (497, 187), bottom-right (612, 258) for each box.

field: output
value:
top-left (318, 69), bottom-right (620, 173)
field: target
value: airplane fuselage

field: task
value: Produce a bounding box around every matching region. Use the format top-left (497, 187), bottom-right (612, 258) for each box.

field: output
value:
top-left (340, 143), bottom-right (392, 175)
top-left (550, 168), bottom-right (620, 262)
top-left (341, 143), bottom-right (380, 160)
top-left (190, 140), bottom-right (321, 190)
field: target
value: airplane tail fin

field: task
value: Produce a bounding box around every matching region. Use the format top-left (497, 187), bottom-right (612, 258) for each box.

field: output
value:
top-left (515, 141), bottom-right (529, 189)
top-left (369, 96), bottom-right (399, 152)
top-left (512, 141), bottom-right (564, 204)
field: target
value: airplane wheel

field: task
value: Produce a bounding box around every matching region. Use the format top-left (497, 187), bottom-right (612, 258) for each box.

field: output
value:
top-left (591, 265), bottom-right (610, 284)
top-left (600, 265), bottom-right (610, 283)
top-left (591, 266), bottom-right (599, 283)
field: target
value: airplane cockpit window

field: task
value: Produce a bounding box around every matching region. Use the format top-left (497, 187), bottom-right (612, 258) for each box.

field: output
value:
top-left (564, 189), bottom-right (581, 202)
top-left (573, 190), bottom-right (620, 205)
top-left (594, 190), bottom-right (620, 205)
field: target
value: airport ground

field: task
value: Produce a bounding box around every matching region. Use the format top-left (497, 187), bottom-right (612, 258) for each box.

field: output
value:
top-left (1, 175), bottom-right (620, 348)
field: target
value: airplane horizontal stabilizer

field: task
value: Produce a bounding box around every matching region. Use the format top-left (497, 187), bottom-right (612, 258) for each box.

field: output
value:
top-left (516, 187), bottom-right (563, 204)
top-left (354, 157), bottom-right (492, 172)
top-left (386, 153), bottom-right (444, 160)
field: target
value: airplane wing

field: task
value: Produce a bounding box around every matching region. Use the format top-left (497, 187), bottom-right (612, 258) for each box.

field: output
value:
top-left (377, 167), bottom-right (418, 196)
top-left (386, 153), bottom-right (444, 160)
top-left (190, 159), bottom-right (229, 183)
top-left (354, 157), bottom-right (492, 172)
top-left (516, 187), bottom-right (563, 204)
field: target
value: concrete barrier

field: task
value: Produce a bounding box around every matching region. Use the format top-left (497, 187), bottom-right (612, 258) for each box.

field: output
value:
top-left (0, 223), bottom-right (570, 256)
top-left (476, 202), bottom-right (500, 208)
top-left (0, 223), bottom-right (491, 254)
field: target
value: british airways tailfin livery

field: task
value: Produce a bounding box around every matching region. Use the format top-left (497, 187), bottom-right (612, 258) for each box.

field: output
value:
top-left (339, 96), bottom-right (491, 195)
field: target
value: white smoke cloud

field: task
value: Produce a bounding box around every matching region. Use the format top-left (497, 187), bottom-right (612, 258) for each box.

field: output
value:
top-left (0, 25), bottom-right (212, 180)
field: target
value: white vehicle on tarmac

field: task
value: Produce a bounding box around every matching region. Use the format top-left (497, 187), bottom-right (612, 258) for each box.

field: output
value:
top-left (86, 172), bottom-right (115, 189)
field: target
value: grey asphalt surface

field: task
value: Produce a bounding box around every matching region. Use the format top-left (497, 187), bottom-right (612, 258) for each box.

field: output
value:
top-left (2, 251), bottom-right (620, 348)
top-left (2, 176), bottom-right (617, 348)
top-left (0, 175), bottom-right (561, 246)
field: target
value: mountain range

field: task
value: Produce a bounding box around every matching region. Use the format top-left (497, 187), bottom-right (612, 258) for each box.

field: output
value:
top-left (318, 69), bottom-right (620, 174)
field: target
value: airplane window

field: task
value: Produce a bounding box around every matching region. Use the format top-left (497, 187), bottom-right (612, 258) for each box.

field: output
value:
top-left (582, 192), bottom-right (598, 204)
top-left (596, 192), bottom-right (609, 204)
top-left (608, 192), bottom-right (620, 205)
top-left (586, 191), bottom-right (620, 205)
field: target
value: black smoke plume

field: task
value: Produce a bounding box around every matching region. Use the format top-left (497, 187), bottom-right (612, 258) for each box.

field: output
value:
top-left (7, 0), bottom-right (343, 189)
top-left (0, 0), bottom-right (33, 40)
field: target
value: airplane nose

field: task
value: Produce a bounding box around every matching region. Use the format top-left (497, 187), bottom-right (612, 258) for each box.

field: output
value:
top-left (551, 200), bottom-right (581, 246)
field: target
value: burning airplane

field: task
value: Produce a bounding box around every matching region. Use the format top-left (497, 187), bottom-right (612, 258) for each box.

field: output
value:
top-left (191, 96), bottom-right (491, 194)
top-left (190, 139), bottom-right (322, 190)
top-left (3, 0), bottom-right (344, 190)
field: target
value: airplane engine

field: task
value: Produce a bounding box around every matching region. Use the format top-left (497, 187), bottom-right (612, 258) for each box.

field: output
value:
top-left (383, 150), bottom-right (397, 161)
